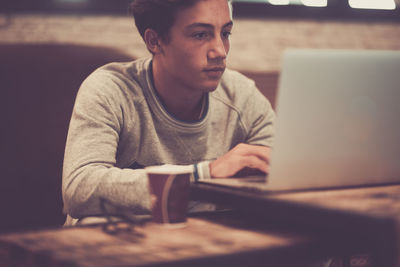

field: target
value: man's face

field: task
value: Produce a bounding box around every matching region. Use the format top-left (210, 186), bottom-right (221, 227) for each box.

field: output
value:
top-left (156, 0), bottom-right (233, 93)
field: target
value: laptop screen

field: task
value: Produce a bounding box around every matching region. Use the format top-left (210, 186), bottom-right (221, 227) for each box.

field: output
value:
top-left (266, 49), bottom-right (400, 191)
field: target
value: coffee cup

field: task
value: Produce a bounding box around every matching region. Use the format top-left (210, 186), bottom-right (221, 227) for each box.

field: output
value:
top-left (145, 165), bottom-right (193, 226)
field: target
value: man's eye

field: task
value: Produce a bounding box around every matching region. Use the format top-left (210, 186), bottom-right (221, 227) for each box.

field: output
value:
top-left (193, 32), bottom-right (209, 40)
top-left (222, 31), bottom-right (232, 39)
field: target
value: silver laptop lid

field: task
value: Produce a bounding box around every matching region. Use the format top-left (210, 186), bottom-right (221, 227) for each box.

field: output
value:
top-left (266, 49), bottom-right (400, 191)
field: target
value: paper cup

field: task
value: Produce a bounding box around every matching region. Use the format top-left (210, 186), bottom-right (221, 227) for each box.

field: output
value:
top-left (146, 165), bottom-right (193, 226)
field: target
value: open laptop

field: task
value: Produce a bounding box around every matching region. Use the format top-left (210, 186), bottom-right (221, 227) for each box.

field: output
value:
top-left (200, 49), bottom-right (400, 193)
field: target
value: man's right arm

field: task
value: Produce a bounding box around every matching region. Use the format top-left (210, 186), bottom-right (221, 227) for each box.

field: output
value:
top-left (62, 73), bottom-right (151, 219)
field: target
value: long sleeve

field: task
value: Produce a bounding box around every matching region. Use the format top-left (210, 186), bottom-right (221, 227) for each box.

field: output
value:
top-left (216, 69), bottom-right (275, 149)
top-left (242, 83), bottom-right (275, 147)
top-left (62, 71), bottom-right (150, 219)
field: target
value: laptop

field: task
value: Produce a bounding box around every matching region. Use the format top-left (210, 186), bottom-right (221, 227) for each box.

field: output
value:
top-left (200, 49), bottom-right (400, 193)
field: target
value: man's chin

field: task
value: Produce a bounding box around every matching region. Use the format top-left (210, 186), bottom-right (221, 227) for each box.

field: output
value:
top-left (202, 80), bottom-right (221, 92)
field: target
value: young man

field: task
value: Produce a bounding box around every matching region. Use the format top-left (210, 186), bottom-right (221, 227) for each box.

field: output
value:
top-left (62, 0), bottom-right (275, 223)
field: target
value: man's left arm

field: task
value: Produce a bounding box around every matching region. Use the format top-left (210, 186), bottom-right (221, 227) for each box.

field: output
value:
top-left (243, 86), bottom-right (276, 147)
top-left (209, 85), bottom-right (276, 178)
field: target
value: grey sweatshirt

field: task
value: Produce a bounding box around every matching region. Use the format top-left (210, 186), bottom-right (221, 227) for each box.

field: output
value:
top-left (62, 58), bottom-right (275, 220)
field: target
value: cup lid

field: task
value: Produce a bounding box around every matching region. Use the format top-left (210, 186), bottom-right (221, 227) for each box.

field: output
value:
top-left (145, 164), bottom-right (194, 174)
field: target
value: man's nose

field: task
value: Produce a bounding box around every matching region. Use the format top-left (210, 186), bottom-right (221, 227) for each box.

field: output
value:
top-left (208, 36), bottom-right (228, 60)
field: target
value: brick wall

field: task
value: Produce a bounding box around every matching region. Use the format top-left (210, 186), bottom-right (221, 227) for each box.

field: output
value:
top-left (1, 13), bottom-right (399, 73)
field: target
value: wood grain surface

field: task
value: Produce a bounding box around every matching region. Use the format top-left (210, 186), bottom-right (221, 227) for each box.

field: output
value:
top-left (0, 215), bottom-right (318, 267)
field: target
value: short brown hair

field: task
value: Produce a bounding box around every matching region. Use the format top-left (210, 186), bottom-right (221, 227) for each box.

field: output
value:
top-left (129, 0), bottom-right (231, 42)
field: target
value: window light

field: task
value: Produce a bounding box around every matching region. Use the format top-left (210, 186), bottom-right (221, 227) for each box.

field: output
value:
top-left (348, 0), bottom-right (396, 10)
top-left (301, 0), bottom-right (328, 7)
top-left (268, 0), bottom-right (290, 5)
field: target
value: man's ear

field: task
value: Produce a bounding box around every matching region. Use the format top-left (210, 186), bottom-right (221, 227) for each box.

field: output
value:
top-left (144, 29), bottom-right (162, 54)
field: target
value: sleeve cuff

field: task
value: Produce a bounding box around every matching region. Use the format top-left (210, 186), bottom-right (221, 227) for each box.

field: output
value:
top-left (193, 161), bottom-right (211, 182)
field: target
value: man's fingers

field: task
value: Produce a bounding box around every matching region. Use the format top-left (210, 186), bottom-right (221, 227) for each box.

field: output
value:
top-left (243, 155), bottom-right (269, 173)
top-left (209, 143), bottom-right (272, 178)
top-left (235, 143), bottom-right (271, 164)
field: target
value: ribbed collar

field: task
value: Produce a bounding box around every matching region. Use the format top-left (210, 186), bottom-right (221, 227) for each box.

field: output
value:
top-left (142, 58), bottom-right (210, 132)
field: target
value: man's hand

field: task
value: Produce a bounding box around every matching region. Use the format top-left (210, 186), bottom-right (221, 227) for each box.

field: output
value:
top-left (209, 143), bottom-right (271, 178)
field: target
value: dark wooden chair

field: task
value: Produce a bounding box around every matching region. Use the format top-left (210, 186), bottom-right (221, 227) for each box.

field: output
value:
top-left (0, 44), bottom-right (134, 232)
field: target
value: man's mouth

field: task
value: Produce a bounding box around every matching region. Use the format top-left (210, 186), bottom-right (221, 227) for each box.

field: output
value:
top-left (204, 67), bottom-right (225, 72)
top-left (203, 67), bottom-right (225, 78)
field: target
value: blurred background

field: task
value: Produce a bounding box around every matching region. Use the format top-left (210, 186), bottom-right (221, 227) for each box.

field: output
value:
top-left (1, 0), bottom-right (399, 72)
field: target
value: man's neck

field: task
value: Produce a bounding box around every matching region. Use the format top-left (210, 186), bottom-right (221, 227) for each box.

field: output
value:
top-left (152, 60), bottom-right (207, 122)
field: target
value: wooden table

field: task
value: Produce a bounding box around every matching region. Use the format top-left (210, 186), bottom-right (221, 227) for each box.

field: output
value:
top-left (192, 182), bottom-right (400, 267)
top-left (1, 183), bottom-right (399, 267)
top-left (0, 211), bottom-right (334, 267)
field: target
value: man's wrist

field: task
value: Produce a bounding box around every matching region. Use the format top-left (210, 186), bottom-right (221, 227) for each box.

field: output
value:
top-left (193, 161), bottom-right (211, 182)
top-left (193, 163), bottom-right (200, 182)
